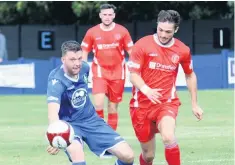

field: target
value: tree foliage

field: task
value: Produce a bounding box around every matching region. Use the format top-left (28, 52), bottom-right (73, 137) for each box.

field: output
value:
top-left (72, 1), bottom-right (106, 24)
top-left (0, 1), bottom-right (233, 25)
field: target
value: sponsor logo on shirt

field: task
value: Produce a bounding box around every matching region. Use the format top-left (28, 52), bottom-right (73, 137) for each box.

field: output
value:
top-left (149, 61), bottom-right (176, 71)
top-left (97, 43), bottom-right (119, 50)
top-left (71, 88), bottom-right (87, 109)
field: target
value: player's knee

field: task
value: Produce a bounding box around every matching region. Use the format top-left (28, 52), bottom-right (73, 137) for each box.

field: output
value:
top-left (93, 94), bottom-right (105, 109)
top-left (94, 101), bottom-right (104, 110)
top-left (161, 132), bottom-right (175, 145)
top-left (142, 150), bottom-right (155, 162)
top-left (108, 102), bottom-right (118, 113)
top-left (112, 142), bottom-right (134, 163)
top-left (145, 154), bottom-right (155, 162)
top-left (121, 149), bottom-right (135, 163)
top-left (94, 102), bottom-right (104, 110)
top-left (67, 141), bottom-right (84, 162)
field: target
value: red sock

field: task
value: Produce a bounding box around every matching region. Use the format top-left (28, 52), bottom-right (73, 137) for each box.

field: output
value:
top-left (96, 109), bottom-right (104, 118)
top-left (139, 153), bottom-right (153, 165)
top-left (107, 113), bottom-right (118, 130)
top-left (165, 142), bottom-right (181, 165)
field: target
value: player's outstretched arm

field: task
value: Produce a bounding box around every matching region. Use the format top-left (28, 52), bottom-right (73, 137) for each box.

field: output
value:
top-left (185, 72), bottom-right (203, 121)
top-left (130, 72), bottom-right (162, 104)
top-left (48, 102), bottom-right (60, 124)
top-left (47, 78), bottom-right (64, 124)
top-left (47, 102), bottom-right (61, 155)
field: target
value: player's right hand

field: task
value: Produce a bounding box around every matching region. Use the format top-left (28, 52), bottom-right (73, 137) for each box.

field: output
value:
top-left (146, 88), bottom-right (163, 104)
top-left (46, 145), bottom-right (60, 155)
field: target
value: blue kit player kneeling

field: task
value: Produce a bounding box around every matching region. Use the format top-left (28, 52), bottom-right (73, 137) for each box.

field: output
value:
top-left (46, 40), bottom-right (134, 165)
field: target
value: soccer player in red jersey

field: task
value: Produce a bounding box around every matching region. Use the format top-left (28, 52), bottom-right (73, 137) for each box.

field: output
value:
top-left (81, 4), bottom-right (133, 130)
top-left (128, 10), bottom-right (204, 165)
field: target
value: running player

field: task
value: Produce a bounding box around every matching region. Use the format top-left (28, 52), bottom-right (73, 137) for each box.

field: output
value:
top-left (128, 10), bottom-right (203, 165)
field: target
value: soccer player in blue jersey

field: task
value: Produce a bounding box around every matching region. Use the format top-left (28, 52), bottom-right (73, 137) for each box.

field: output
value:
top-left (46, 40), bottom-right (134, 165)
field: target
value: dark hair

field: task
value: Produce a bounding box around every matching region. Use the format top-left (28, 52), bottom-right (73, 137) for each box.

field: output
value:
top-left (157, 10), bottom-right (181, 28)
top-left (100, 3), bottom-right (117, 13)
top-left (61, 40), bottom-right (81, 56)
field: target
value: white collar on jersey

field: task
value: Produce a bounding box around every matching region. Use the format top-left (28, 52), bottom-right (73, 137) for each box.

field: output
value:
top-left (64, 74), bottom-right (79, 82)
top-left (153, 33), bottom-right (175, 48)
top-left (60, 65), bottom-right (79, 82)
top-left (100, 22), bottom-right (116, 31)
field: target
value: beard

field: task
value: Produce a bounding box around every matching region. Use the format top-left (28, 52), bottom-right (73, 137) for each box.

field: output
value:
top-left (64, 65), bottom-right (80, 78)
top-left (102, 20), bottom-right (113, 27)
top-left (157, 35), bottom-right (173, 45)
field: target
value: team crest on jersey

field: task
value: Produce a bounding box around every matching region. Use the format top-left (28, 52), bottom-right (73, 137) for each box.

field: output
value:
top-left (171, 54), bottom-right (180, 63)
top-left (115, 34), bottom-right (121, 40)
top-left (71, 88), bottom-right (87, 109)
top-left (83, 74), bottom-right (88, 84)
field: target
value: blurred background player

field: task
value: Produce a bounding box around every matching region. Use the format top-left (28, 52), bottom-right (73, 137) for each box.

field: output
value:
top-left (46, 40), bottom-right (134, 165)
top-left (0, 29), bottom-right (8, 63)
top-left (81, 3), bottom-right (133, 130)
top-left (128, 10), bottom-right (204, 165)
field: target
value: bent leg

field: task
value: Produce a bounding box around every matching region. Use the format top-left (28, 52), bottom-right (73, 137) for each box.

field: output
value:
top-left (158, 115), bottom-right (180, 165)
top-left (66, 139), bottom-right (86, 165)
top-left (130, 107), bottom-right (156, 165)
top-left (139, 136), bottom-right (156, 165)
top-left (108, 141), bottom-right (134, 165)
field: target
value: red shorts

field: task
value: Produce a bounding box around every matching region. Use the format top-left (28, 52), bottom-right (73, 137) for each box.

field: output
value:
top-left (92, 77), bottom-right (125, 103)
top-left (130, 101), bottom-right (180, 143)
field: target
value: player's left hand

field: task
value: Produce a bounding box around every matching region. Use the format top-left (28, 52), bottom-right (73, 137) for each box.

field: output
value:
top-left (192, 104), bottom-right (203, 121)
top-left (46, 145), bottom-right (60, 155)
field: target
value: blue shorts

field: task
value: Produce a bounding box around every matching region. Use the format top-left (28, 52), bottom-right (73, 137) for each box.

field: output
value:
top-left (64, 114), bottom-right (125, 160)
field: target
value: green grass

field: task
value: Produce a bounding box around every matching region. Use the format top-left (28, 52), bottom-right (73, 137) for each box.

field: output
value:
top-left (0, 89), bottom-right (234, 165)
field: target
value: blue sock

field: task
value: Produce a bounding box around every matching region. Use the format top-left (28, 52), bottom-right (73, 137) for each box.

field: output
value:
top-left (115, 159), bottom-right (133, 165)
top-left (72, 162), bottom-right (86, 165)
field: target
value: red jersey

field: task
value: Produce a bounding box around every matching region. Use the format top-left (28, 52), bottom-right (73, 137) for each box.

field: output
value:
top-left (81, 23), bottom-right (133, 80)
top-left (128, 34), bottom-right (193, 108)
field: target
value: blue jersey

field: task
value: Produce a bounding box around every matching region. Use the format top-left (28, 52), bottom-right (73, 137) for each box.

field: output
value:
top-left (47, 62), bottom-right (125, 159)
top-left (47, 62), bottom-right (95, 122)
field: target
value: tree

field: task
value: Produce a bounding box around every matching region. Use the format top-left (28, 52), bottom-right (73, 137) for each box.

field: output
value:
top-left (0, 2), bottom-right (19, 24)
top-left (72, 1), bottom-right (106, 24)
top-left (0, 1), bottom-right (233, 25)
top-left (16, 1), bottom-right (77, 24)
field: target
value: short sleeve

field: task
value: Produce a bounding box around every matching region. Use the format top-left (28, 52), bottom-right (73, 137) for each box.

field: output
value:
top-left (81, 29), bottom-right (93, 52)
top-left (127, 41), bottom-right (145, 74)
top-left (123, 28), bottom-right (134, 51)
top-left (180, 48), bottom-right (193, 75)
top-left (47, 78), bottom-right (65, 104)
